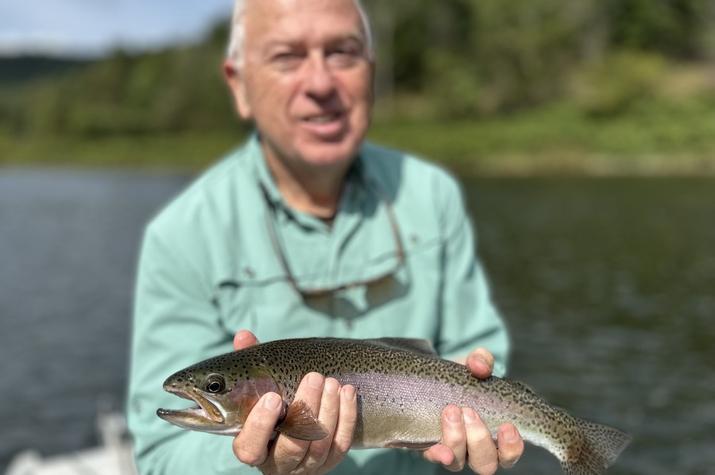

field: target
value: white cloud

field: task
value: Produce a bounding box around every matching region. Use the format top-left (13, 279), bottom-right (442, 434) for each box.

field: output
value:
top-left (0, 0), bottom-right (233, 56)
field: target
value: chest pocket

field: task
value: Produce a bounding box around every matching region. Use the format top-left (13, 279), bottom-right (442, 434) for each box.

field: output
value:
top-left (213, 233), bottom-right (445, 343)
top-left (214, 275), bottom-right (406, 340)
top-left (213, 276), bottom-right (305, 340)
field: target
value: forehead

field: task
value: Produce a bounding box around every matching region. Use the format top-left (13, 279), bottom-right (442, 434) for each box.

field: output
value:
top-left (243, 0), bottom-right (365, 45)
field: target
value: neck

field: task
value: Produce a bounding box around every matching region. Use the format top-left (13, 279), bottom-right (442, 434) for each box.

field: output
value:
top-left (262, 147), bottom-right (353, 219)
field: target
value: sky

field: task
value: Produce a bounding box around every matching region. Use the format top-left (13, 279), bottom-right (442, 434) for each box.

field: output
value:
top-left (0, 0), bottom-right (235, 57)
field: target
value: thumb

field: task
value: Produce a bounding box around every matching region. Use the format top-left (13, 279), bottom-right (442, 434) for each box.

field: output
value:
top-left (234, 330), bottom-right (259, 350)
top-left (467, 348), bottom-right (494, 379)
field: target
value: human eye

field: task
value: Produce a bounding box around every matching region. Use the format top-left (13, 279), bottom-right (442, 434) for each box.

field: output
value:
top-left (326, 41), bottom-right (365, 68)
top-left (269, 48), bottom-right (305, 71)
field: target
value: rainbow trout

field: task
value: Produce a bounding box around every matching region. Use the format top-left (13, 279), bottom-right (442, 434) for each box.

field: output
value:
top-left (158, 338), bottom-right (630, 474)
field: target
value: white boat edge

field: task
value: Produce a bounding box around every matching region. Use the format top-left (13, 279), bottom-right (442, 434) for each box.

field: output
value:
top-left (4, 413), bottom-right (137, 475)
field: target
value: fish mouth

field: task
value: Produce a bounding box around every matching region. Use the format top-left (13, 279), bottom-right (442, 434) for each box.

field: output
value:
top-left (157, 386), bottom-right (226, 428)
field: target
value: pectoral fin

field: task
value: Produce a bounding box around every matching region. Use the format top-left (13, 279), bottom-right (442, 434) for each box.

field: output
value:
top-left (276, 400), bottom-right (328, 441)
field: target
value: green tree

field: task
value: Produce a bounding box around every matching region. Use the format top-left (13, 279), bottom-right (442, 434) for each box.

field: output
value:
top-left (606, 0), bottom-right (711, 57)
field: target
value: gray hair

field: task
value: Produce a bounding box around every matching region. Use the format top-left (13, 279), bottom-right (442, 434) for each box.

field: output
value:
top-left (226, 0), bottom-right (375, 66)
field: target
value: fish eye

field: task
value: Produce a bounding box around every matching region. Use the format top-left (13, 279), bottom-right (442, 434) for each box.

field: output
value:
top-left (204, 374), bottom-right (226, 394)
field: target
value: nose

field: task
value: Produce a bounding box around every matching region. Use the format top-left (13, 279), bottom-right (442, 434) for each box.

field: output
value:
top-left (304, 53), bottom-right (336, 99)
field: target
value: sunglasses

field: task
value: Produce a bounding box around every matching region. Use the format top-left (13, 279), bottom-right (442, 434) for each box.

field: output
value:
top-left (262, 181), bottom-right (404, 299)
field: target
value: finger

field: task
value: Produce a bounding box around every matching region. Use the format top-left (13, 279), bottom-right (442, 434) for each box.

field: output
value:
top-left (323, 384), bottom-right (358, 472)
top-left (438, 405), bottom-right (468, 472)
top-left (463, 408), bottom-right (498, 475)
top-left (232, 392), bottom-right (283, 467)
top-left (497, 423), bottom-right (524, 469)
top-left (466, 348), bottom-right (494, 379)
top-left (302, 377), bottom-right (341, 470)
top-left (272, 372), bottom-right (325, 473)
top-left (423, 444), bottom-right (455, 466)
top-left (233, 330), bottom-right (258, 350)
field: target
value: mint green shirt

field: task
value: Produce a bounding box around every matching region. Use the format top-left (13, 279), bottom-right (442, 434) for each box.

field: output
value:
top-left (128, 135), bottom-right (510, 474)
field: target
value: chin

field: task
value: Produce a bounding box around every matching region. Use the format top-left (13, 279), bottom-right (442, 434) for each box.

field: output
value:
top-left (299, 141), bottom-right (361, 168)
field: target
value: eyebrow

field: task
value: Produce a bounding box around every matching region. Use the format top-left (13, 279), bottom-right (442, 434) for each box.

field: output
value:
top-left (262, 33), bottom-right (366, 52)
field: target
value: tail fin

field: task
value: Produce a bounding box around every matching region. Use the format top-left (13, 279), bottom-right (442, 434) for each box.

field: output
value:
top-left (560, 418), bottom-right (631, 475)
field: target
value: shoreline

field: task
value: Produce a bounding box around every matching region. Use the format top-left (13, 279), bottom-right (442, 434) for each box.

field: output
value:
top-left (4, 157), bottom-right (715, 178)
top-left (2, 109), bottom-right (715, 177)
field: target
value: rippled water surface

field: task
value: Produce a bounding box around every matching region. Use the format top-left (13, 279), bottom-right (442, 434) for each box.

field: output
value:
top-left (468, 178), bottom-right (715, 475)
top-left (1, 171), bottom-right (713, 474)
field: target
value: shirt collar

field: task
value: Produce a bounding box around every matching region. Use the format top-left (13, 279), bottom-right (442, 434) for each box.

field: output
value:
top-left (248, 133), bottom-right (283, 208)
top-left (248, 131), bottom-right (369, 216)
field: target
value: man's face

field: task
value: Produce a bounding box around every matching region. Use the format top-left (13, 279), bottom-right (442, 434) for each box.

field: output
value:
top-left (226, 0), bottom-right (374, 171)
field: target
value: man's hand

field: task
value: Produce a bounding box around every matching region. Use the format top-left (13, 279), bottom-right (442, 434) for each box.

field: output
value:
top-left (423, 348), bottom-right (525, 474)
top-left (231, 331), bottom-right (358, 475)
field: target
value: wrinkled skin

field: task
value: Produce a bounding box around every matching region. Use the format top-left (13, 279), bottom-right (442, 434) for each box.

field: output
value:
top-left (222, 0), bottom-right (524, 472)
top-left (224, 0), bottom-right (374, 218)
top-left (232, 331), bottom-right (358, 474)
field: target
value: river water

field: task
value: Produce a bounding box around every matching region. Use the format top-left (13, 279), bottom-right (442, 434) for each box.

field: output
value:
top-left (1, 170), bottom-right (713, 474)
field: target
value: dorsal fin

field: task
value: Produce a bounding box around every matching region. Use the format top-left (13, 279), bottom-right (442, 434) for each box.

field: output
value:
top-left (366, 338), bottom-right (438, 356)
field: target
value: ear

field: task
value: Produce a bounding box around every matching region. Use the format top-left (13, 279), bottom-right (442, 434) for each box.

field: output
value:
top-left (223, 59), bottom-right (253, 120)
top-left (368, 60), bottom-right (377, 105)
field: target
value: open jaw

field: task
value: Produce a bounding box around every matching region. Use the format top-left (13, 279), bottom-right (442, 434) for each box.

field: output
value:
top-left (157, 388), bottom-right (242, 436)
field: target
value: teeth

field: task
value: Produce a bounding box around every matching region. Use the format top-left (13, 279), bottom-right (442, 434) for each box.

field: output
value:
top-left (307, 113), bottom-right (338, 123)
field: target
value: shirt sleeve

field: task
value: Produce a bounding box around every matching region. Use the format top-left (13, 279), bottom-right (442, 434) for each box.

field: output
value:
top-left (433, 175), bottom-right (511, 377)
top-left (127, 223), bottom-right (259, 474)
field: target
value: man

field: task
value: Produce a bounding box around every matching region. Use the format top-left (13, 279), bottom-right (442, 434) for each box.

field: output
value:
top-left (128, 0), bottom-right (524, 473)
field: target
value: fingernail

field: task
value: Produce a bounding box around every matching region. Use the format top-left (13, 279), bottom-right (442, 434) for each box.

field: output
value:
top-left (503, 425), bottom-right (519, 443)
top-left (324, 378), bottom-right (339, 394)
top-left (262, 393), bottom-right (281, 410)
top-left (470, 354), bottom-right (488, 368)
top-left (462, 408), bottom-right (477, 424)
top-left (307, 372), bottom-right (323, 390)
top-left (342, 385), bottom-right (355, 401)
top-left (446, 406), bottom-right (461, 423)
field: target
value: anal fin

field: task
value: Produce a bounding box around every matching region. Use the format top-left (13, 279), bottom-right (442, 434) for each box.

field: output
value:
top-left (384, 439), bottom-right (439, 450)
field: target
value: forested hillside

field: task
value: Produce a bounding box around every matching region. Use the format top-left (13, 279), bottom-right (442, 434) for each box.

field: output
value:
top-left (2, 0), bottom-right (714, 173)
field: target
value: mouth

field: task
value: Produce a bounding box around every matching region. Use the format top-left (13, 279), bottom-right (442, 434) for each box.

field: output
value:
top-left (157, 387), bottom-right (227, 430)
top-left (300, 111), bottom-right (346, 137)
top-left (303, 111), bottom-right (343, 124)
